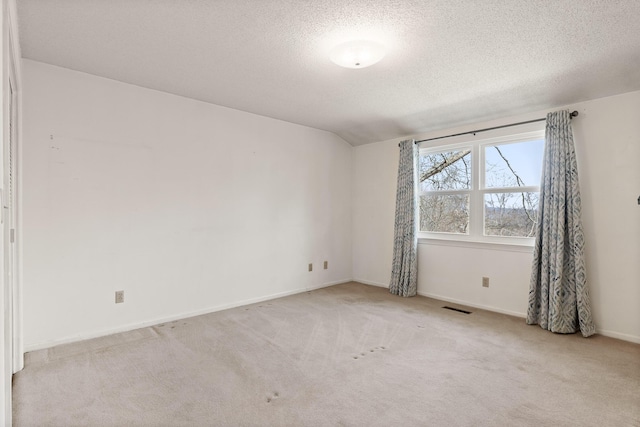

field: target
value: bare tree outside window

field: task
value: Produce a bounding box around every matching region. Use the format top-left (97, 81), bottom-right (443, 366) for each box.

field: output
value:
top-left (420, 138), bottom-right (543, 238)
top-left (419, 149), bottom-right (471, 233)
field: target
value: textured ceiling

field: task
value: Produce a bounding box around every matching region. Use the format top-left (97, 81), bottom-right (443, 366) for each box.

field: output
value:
top-left (17, 0), bottom-right (640, 145)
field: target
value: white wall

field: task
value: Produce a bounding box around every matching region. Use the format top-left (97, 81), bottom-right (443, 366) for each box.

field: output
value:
top-left (353, 90), bottom-right (640, 343)
top-left (22, 59), bottom-right (353, 350)
top-left (21, 57), bottom-right (640, 350)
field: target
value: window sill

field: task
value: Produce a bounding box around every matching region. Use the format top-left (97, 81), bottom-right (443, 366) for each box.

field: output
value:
top-left (418, 236), bottom-right (534, 253)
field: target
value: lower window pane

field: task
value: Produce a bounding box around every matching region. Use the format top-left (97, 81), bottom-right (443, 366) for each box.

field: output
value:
top-left (484, 192), bottom-right (539, 237)
top-left (420, 194), bottom-right (469, 234)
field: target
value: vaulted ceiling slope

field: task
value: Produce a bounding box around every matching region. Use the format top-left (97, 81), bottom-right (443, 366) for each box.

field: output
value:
top-left (17, 0), bottom-right (640, 146)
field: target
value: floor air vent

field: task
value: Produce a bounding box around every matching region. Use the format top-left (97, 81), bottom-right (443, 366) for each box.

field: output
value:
top-left (442, 306), bottom-right (472, 314)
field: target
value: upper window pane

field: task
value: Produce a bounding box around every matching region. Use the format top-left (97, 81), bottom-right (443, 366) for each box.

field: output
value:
top-left (484, 139), bottom-right (544, 188)
top-left (419, 149), bottom-right (471, 191)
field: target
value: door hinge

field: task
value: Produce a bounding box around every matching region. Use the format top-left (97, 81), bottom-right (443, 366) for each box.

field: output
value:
top-left (10, 229), bottom-right (15, 243)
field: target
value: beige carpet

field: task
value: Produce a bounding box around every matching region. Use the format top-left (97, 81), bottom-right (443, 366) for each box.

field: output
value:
top-left (13, 282), bottom-right (640, 426)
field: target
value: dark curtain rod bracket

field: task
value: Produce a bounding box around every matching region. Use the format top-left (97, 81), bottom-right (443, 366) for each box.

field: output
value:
top-left (398, 110), bottom-right (579, 147)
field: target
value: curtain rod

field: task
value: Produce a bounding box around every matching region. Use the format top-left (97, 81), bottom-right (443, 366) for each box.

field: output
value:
top-left (403, 110), bottom-right (579, 146)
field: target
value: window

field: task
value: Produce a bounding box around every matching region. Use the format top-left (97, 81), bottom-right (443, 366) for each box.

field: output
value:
top-left (419, 129), bottom-right (544, 244)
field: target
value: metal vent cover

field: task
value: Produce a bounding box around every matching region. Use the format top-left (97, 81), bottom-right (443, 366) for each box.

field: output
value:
top-left (442, 306), bottom-right (472, 314)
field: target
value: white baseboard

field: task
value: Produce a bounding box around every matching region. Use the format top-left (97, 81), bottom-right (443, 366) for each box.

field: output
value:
top-left (25, 278), bottom-right (353, 353)
top-left (322, 278), bottom-right (354, 287)
top-left (27, 278), bottom-right (639, 351)
top-left (416, 291), bottom-right (526, 318)
top-left (353, 278), bottom-right (388, 288)
top-left (419, 291), bottom-right (640, 344)
top-left (354, 280), bottom-right (527, 318)
top-left (596, 329), bottom-right (640, 344)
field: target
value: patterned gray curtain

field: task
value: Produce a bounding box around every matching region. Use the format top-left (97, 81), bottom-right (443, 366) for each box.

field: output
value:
top-left (527, 110), bottom-right (596, 337)
top-left (389, 139), bottom-right (418, 297)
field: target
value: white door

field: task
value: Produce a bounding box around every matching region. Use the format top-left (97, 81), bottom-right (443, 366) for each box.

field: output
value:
top-left (4, 77), bottom-right (19, 374)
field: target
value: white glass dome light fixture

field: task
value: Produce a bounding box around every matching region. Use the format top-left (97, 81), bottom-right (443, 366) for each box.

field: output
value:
top-left (329, 40), bottom-right (386, 69)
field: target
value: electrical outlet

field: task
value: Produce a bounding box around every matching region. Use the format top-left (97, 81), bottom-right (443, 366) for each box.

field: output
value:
top-left (308, 263), bottom-right (313, 272)
top-left (115, 290), bottom-right (124, 304)
top-left (482, 277), bottom-right (490, 288)
top-left (324, 261), bottom-right (328, 270)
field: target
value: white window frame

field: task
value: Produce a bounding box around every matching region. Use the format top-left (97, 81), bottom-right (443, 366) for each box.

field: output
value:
top-left (418, 124), bottom-right (545, 247)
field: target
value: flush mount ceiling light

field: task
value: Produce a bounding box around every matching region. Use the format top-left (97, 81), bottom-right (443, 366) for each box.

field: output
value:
top-left (329, 40), bottom-right (386, 69)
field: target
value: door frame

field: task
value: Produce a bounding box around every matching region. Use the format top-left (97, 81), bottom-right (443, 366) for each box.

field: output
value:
top-left (1, 0), bottom-right (23, 423)
top-left (6, 19), bottom-right (21, 374)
